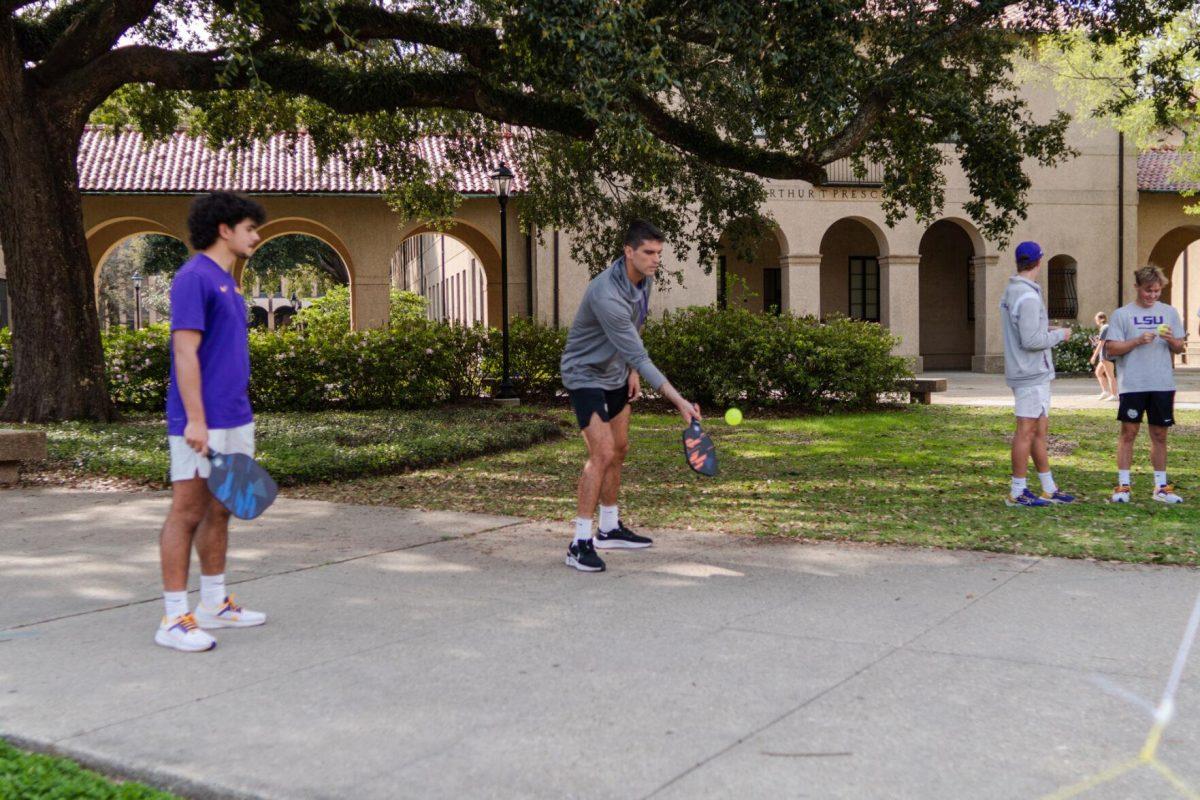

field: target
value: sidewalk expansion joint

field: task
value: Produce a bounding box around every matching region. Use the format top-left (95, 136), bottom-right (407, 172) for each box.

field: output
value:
top-left (643, 556), bottom-right (1043, 797)
top-left (641, 646), bottom-right (902, 799)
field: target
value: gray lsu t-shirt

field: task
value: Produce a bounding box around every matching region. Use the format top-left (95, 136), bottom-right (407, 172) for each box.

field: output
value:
top-left (1102, 301), bottom-right (1182, 393)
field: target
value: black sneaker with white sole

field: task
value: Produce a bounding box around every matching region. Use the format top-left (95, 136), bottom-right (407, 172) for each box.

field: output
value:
top-left (566, 539), bottom-right (606, 572)
top-left (595, 521), bottom-right (653, 549)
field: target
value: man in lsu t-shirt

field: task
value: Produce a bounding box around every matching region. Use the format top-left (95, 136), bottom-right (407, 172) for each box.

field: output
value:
top-left (155, 192), bottom-right (268, 653)
top-left (1103, 265), bottom-right (1188, 504)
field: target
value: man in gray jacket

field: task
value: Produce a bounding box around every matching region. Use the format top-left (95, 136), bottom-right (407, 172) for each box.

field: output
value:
top-left (559, 220), bottom-right (701, 572)
top-left (999, 241), bottom-right (1076, 507)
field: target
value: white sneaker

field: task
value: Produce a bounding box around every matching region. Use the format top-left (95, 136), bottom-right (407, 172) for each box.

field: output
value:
top-left (155, 612), bottom-right (216, 652)
top-left (1096, 392), bottom-right (1109, 400)
top-left (1108, 394), bottom-right (1119, 402)
top-left (194, 594), bottom-right (266, 628)
top-left (1110, 485), bottom-right (1131, 503)
top-left (1153, 484), bottom-right (1184, 504)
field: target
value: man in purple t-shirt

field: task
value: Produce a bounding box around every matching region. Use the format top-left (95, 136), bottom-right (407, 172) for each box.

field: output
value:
top-left (155, 192), bottom-right (268, 653)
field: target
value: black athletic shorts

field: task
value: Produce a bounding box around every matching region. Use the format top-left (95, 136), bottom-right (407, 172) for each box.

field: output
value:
top-left (1118, 390), bottom-right (1176, 427)
top-left (568, 386), bottom-right (629, 430)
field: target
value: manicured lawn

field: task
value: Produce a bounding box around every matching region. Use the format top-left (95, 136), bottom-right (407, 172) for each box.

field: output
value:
top-left (287, 404), bottom-right (1200, 565)
top-left (18, 406), bottom-right (569, 486)
top-left (0, 738), bottom-right (180, 799)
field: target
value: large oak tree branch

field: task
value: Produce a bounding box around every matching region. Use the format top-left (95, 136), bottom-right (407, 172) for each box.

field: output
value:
top-left (12, 0), bottom-right (91, 59)
top-left (254, 53), bottom-right (595, 138)
top-left (807, 1), bottom-right (1014, 164)
top-left (32, 0), bottom-right (158, 85)
top-left (626, 92), bottom-right (826, 182)
top-left (59, 46), bottom-right (599, 142)
top-left (211, 0), bottom-right (502, 70)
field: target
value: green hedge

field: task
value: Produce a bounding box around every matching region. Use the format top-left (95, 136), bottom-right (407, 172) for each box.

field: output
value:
top-left (1054, 324), bottom-right (1100, 374)
top-left (0, 306), bottom-right (909, 413)
top-left (484, 317), bottom-right (569, 400)
top-left (643, 308), bottom-right (910, 411)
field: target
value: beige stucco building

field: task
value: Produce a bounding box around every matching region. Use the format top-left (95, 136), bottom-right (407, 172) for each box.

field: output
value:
top-left (7, 67), bottom-right (1198, 375)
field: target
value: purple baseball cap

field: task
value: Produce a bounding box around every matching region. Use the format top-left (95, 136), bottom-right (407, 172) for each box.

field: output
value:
top-left (1015, 241), bottom-right (1043, 268)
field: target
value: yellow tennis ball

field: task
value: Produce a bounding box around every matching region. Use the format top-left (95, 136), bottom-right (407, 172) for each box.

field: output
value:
top-left (725, 407), bottom-right (743, 426)
top-left (1158, 323), bottom-right (1172, 336)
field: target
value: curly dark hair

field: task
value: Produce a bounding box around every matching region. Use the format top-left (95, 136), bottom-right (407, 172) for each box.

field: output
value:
top-left (187, 192), bottom-right (267, 250)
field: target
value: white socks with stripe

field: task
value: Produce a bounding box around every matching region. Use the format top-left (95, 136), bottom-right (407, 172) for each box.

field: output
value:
top-left (200, 573), bottom-right (226, 609)
top-left (1155, 471), bottom-right (1168, 488)
top-left (599, 504), bottom-right (619, 534)
top-left (163, 591), bottom-right (188, 619)
top-left (1037, 471), bottom-right (1056, 495)
top-left (1010, 476), bottom-right (1027, 499)
top-left (573, 517), bottom-right (592, 543)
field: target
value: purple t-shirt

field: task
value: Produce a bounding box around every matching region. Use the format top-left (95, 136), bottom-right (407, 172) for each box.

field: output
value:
top-left (165, 254), bottom-right (253, 436)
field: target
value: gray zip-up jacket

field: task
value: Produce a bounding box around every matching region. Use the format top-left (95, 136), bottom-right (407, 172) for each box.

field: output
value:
top-left (560, 257), bottom-right (667, 391)
top-left (999, 275), bottom-right (1068, 388)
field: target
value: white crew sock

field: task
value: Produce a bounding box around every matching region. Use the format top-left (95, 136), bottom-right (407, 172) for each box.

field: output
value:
top-left (1037, 471), bottom-right (1056, 494)
top-left (1010, 476), bottom-right (1027, 499)
top-left (163, 591), bottom-right (189, 620)
top-left (1118, 470), bottom-right (1131, 487)
top-left (1155, 470), bottom-right (1168, 488)
top-left (200, 573), bottom-right (226, 609)
top-left (573, 517), bottom-right (593, 543)
top-left (598, 504), bottom-right (619, 533)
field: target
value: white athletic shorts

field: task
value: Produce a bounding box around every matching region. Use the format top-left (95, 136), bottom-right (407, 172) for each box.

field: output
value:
top-left (168, 422), bottom-right (256, 482)
top-left (1012, 384), bottom-right (1051, 419)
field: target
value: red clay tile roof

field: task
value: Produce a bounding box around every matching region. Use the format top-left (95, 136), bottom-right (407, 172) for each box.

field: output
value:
top-left (1138, 148), bottom-right (1200, 193)
top-left (77, 128), bottom-right (526, 195)
top-left (78, 128), bottom-right (1195, 196)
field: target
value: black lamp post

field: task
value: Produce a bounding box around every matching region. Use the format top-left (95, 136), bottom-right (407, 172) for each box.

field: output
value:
top-left (131, 272), bottom-right (142, 329)
top-left (491, 162), bottom-right (517, 400)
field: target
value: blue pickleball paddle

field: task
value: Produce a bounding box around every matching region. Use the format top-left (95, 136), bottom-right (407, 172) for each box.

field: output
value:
top-left (207, 451), bottom-right (278, 520)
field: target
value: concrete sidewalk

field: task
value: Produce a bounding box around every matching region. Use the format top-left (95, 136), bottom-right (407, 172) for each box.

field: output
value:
top-left (3, 489), bottom-right (1200, 799)
top-left (922, 368), bottom-right (1200, 410)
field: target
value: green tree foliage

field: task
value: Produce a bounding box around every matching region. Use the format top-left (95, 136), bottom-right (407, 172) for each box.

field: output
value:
top-left (1034, 9), bottom-right (1200, 201)
top-left (0, 0), bottom-right (1116, 420)
top-left (244, 234), bottom-right (349, 297)
top-left (56, 0), bottom-right (1085, 264)
top-left (96, 234), bottom-right (188, 326)
top-left (294, 284), bottom-right (427, 335)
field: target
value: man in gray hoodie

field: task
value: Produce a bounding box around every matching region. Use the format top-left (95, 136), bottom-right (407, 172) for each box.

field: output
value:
top-left (559, 220), bottom-right (701, 572)
top-left (999, 241), bottom-right (1076, 507)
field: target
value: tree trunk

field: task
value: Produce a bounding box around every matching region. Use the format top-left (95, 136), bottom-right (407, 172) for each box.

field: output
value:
top-left (0, 28), bottom-right (114, 422)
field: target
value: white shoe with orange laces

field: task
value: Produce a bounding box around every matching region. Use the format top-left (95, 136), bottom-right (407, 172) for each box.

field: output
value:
top-left (154, 612), bottom-right (217, 652)
top-left (1153, 484), bottom-right (1184, 504)
top-left (194, 594), bottom-right (267, 629)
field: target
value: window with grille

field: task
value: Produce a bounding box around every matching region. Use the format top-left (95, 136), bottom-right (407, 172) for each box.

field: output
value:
top-left (849, 256), bottom-right (879, 321)
top-left (1048, 258), bottom-right (1079, 319)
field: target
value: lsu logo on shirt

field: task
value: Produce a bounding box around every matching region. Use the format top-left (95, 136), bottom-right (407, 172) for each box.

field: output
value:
top-left (1132, 314), bottom-right (1164, 328)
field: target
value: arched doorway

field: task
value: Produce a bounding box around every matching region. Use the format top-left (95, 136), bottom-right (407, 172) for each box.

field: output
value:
top-left (919, 220), bottom-right (979, 370)
top-left (244, 233), bottom-right (350, 331)
top-left (820, 218), bottom-right (886, 322)
top-left (715, 222), bottom-right (785, 314)
top-left (1148, 225), bottom-right (1200, 354)
top-left (395, 221), bottom-right (500, 325)
top-left (93, 233), bottom-right (188, 330)
top-left (249, 217), bottom-right (357, 326)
